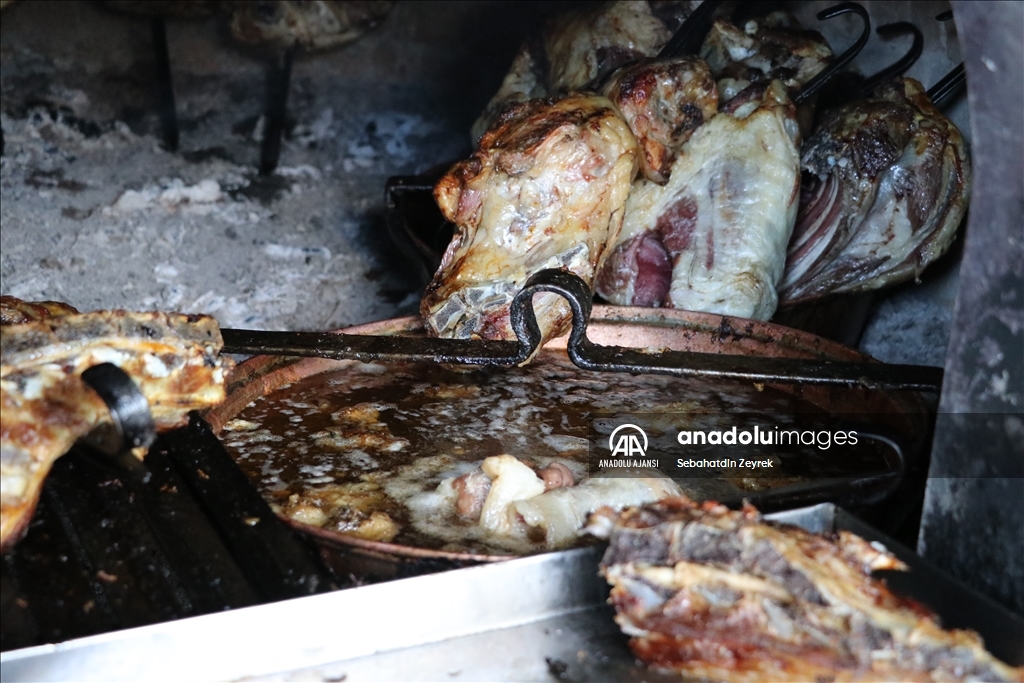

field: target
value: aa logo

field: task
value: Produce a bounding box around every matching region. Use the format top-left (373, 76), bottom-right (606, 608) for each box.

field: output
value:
top-left (608, 424), bottom-right (648, 458)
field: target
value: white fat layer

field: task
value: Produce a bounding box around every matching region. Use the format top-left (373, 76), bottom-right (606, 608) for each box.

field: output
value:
top-left (479, 455), bottom-right (545, 537)
top-left (515, 473), bottom-right (683, 548)
top-left (613, 83), bottom-right (799, 320)
top-left (82, 347), bottom-right (131, 368)
top-left (142, 353), bottom-right (171, 378)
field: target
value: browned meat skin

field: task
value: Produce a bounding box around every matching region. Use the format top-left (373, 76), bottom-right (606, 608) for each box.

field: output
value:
top-left (700, 13), bottom-right (833, 102)
top-left (596, 81), bottom-right (800, 320)
top-left (780, 78), bottom-right (971, 304)
top-left (229, 1), bottom-right (393, 51)
top-left (423, 94), bottom-right (638, 345)
top-left (0, 296), bottom-right (79, 325)
top-left (472, 1), bottom-right (680, 141)
top-left (593, 497), bottom-right (1024, 682)
top-left (543, 0), bottom-right (672, 93)
top-left (602, 56), bottom-right (718, 183)
top-left (1, 308), bottom-right (232, 548)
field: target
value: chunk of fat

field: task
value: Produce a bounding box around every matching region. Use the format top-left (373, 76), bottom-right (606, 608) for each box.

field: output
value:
top-left (514, 474), bottom-right (682, 548)
top-left (479, 455), bottom-right (546, 537)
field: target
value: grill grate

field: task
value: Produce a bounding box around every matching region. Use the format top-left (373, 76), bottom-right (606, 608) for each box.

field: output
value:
top-left (0, 414), bottom-right (340, 652)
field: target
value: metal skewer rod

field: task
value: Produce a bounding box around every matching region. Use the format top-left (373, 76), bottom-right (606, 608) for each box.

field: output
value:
top-left (795, 3), bottom-right (872, 104)
top-left (221, 270), bottom-right (943, 392)
top-left (927, 62), bottom-right (966, 107)
top-left (259, 47), bottom-right (295, 176)
top-left (151, 17), bottom-right (179, 152)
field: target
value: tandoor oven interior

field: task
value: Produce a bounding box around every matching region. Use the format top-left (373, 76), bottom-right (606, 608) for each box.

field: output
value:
top-left (0, 0), bottom-right (1020, 664)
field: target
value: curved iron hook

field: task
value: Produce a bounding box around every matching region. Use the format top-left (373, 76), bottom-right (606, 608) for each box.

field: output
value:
top-left (509, 268), bottom-right (594, 364)
top-left (858, 22), bottom-right (924, 95)
top-left (794, 2), bottom-right (871, 104)
top-left (657, 0), bottom-right (724, 60)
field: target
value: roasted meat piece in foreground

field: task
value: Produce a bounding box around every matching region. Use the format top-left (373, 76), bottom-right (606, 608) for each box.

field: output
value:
top-left (472, 0), bottom-right (676, 141)
top-left (596, 80), bottom-right (800, 319)
top-left (780, 78), bottom-right (971, 304)
top-left (700, 13), bottom-right (833, 103)
top-left (423, 94), bottom-right (638, 344)
top-left (591, 497), bottom-right (1023, 682)
top-left (602, 56), bottom-right (718, 183)
top-left (0, 304), bottom-right (232, 548)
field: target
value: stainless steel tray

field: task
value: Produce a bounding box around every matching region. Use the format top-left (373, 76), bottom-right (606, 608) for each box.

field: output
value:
top-left (2, 504), bottom-right (1021, 682)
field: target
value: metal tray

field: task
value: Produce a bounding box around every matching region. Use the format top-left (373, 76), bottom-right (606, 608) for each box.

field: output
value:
top-left (2, 503), bottom-right (1021, 682)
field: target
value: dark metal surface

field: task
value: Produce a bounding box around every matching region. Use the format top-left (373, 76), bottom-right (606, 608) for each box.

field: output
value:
top-left (927, 62), bottom-right (966, 108)
top-left (222, 268), bottom-right (943, 391)
top-left (258, 48), bottom-right (294, 176)
top-left (0, 414), bottom-right (339, 652)
top-left (919, 0), bottom-right (1024, 617)
top-left (150, 17), bottom-right (178, 153)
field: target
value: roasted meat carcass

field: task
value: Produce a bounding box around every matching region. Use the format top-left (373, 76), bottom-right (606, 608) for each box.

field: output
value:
top-left (590, 497), bottom-right (1023, 682)
top-left (699, 12), bottom-right (833, 103)
top-left (0, 302), bottom-right (233, 548)
top-left (472, 1), bottom-right (680, 141)
top-left (596, 80), bottom-right (800, 319)
top-left (229, 0), bottom-right (394, 51)
top-left (601, 56), bottom-right (718, 183)
top-left (422, 94), bottom-right (638, 344)
top-left (780, 77), bottom-right (971, 304)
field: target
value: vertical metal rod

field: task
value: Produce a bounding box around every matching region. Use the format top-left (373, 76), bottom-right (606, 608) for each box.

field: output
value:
top-left (151, 17), bottom-right (179, 153)
top-left (259, 47), bottom-right (294, 176)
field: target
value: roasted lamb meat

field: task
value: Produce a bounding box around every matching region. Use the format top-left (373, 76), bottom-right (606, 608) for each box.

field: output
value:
top-left (591, 497), bottom-right (1023, 682)
top-left (0, 302), bottom-right (232, 548)
top-left (422, 93), bottom-right (638, 344)
top-left (596, 80), bottom-right (800, 319)
top-left (229, 0), bottom-right (394, 51)
top-left (699, 13), bottom-right (833, 103)
top-left (780, 77), bottom-right (971, 304)
top-left (601, 56), bottom-right (718, 183)
top-left (472, 0), bottom-right (678, 141)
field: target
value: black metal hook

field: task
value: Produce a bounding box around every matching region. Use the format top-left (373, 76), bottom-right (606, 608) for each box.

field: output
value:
top-left (509, 268), bottom-right (594, 363)
top-left (794, 2), bottom-right (871, 104)
top-left (858, 22), bottom-right (924, 95)
top-left (657, 0), bottom-right (724, 60)
top-left (80, 363), bottom-right (156, 468)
